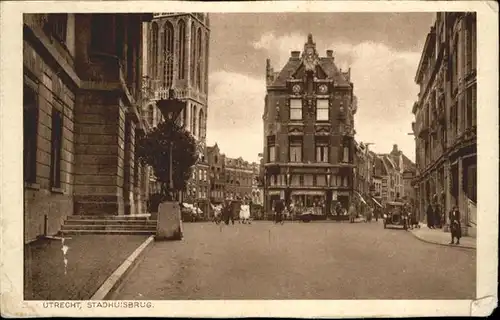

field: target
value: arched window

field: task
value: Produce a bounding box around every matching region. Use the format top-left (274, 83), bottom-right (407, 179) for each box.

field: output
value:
top-left (182, 106), bottom-right (187, 128)
top-left (163, 22), bottom-right (174, 87)
top-left (190, 22), bottom-right (196, 84)
top-left (178, 19), bottom-right (186, 80)
top-left (151, 23), bottom-right (159, 79)
top-left (196, 28), bottom-right (202, 90)
top-left (204, 33), bottom-right (209, 94)
top-left (192, 104), bottom-right (197, 136)
top-left (198, 108), bottom-right (205, 140)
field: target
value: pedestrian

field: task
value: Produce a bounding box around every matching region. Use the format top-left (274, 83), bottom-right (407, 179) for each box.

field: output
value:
top-left (426, 202), bottom-right (435, 229)
top-left (274, 199), bottom-right (285, 224)
top-left (449, 206), bottom-right (462, 245)
top-left (367, 206), bottom-right (373, 222)
top-left (348, 203), bottom-right (356, 223)
top-left (434, 203), bottom-right (442, 228)
top-left (239, 200), bottom-right (251, 224)
top-left (223, 200), bottom-right (234, 225)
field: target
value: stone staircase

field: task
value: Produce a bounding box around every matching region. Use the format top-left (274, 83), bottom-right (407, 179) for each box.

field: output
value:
top-left (59, 215), bottom-right (157, 235)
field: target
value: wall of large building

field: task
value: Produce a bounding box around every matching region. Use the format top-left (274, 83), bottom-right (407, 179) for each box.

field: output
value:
top-left (413, 12), bottom-right (476, 236)
top-left (23, 13), bottom-right (150, 243)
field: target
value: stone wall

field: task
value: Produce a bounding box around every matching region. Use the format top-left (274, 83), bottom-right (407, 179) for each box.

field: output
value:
top-left (23, 40), bottom-right (75, 242)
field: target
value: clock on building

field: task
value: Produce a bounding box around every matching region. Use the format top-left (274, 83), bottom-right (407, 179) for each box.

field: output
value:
top-left (292, 84), bottom-right (302, 94)
top-left (318, 84), bottom-right (328, 94)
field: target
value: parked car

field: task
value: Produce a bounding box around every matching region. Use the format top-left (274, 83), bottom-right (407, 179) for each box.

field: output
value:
top-left (383, 201), bottom-right (408, 230)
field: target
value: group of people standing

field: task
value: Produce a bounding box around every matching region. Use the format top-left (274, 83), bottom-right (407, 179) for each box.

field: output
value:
top-left (212, 199), bottom-right (252, 225)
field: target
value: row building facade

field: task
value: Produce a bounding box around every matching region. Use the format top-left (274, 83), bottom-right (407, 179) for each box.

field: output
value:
top-left (262, 34), bottom-right (358, 216)
top-left (412, 12), bottom-right (476, 236)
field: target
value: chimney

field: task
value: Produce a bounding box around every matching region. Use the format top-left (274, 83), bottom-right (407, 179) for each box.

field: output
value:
top-left (291, 51), bottom-right (300, 59)
top-left (326, 50), bottom-right (333, 58)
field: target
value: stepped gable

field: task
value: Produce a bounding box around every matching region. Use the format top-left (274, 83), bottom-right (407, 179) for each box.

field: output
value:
top-left (269, 34), bottom-right (351, 87)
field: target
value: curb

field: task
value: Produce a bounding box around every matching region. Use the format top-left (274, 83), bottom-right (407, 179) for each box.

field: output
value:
top-left (409, 230), bottom-right (476, 250)
top-left (91, 235), bottom-right (155, 300)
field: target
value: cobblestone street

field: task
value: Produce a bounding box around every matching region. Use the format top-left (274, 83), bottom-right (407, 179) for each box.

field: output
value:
top-left (112, 221), bottom-right (475, 300)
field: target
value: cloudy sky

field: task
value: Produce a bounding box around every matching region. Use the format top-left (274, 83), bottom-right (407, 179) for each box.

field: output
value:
top-left (205, 13), bottom-right (436, 163)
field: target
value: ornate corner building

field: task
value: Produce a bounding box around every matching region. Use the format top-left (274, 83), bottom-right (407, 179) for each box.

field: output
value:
top-left (142, 13), bottom-right (211, 215)
top-left (412, 13), bottom-right (477, 236)
top-left (23, 14), bottom-right (151, 242)
top-left (262, 34), bottom-right (358, 216)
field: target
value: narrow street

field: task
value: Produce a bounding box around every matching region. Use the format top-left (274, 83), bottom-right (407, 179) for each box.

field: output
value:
top-left (112, 221), bottom-right (475, 300)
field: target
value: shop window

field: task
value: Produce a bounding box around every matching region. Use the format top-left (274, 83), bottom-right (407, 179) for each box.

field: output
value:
top-left (290, 98), bottom-right (302, 120)
top-left (50, 108), bottom-right (63, 189)
top-left (24, 84), bottom-right (38, 183)
top-left (316, 99), bottom-right (329, 121)
top-left (289, 136), bottom-right (302, 162)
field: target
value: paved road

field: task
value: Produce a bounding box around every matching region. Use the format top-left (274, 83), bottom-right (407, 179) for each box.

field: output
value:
top-left (111, 221), bottom-right (476, 300)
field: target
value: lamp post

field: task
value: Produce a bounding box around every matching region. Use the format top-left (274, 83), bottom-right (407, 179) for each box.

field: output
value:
top-left (155, 88), bottom-right (186, 201)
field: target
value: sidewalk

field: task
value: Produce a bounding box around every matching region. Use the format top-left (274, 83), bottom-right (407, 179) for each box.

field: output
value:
top-left (409, 224), bottom-right (476, 250)
top-left (24, 234), bottom-right (150, 300)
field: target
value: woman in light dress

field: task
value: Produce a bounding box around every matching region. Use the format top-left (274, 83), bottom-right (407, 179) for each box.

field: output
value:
top-left (239, 200), bottom-right (251, 224)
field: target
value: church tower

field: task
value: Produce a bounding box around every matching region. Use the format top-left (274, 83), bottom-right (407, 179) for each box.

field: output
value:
top-left (145, 13), bottom-right (210, 147)
top-left (143, 13), bottom-right (211, 212)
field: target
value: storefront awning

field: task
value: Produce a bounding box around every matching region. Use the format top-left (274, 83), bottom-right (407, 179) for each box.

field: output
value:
top-left (267, 190), bottom-right (281, 196)
top-left (371, 197), bottom-right (383, 208)
top-left (291, 190), bottom-right (325, 196)
top-left (355, 191), bottom-right (367, 205)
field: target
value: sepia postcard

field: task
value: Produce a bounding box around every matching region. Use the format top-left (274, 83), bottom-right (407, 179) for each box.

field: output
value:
top-left (0, 0), bottom-right (498, 318)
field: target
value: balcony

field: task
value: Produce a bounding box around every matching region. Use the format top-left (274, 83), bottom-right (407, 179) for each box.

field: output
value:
top-left (143, 79), bottom-right (207, 103)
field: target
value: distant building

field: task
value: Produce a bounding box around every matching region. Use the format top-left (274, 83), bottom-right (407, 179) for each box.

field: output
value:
top-left (207, 143), bottom-right (226, 205)
top-left (205, 143), bottom-right (256, 216)
top-left (23, 14), bottom-right (151, 242)
top-left (412, 13), bottom-right (476, 236)
top-left (262, 34), bottom-right (358, 216)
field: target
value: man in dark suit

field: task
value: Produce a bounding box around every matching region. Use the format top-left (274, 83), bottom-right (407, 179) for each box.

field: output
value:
top-left (449, 206), bottom-right (462, 245)
top-left (426, 202), bottom-right (435, 229)
top-left (274, 199), bottom-right (285, 224)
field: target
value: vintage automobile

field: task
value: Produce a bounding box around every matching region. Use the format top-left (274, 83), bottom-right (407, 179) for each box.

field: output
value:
top-left (383, 201), bottom-right (408, 230)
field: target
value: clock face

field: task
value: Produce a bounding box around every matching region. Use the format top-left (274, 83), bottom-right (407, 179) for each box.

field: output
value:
top-left (292, 84), bottom-right (301, 94)
top-left (318, 84), bottom-right (328, 94)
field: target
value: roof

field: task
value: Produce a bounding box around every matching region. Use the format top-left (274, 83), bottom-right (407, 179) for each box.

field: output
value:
top-left (269, 34), bottom-right (351, 88)
top-left (402, 153), bottom-right (416, 171)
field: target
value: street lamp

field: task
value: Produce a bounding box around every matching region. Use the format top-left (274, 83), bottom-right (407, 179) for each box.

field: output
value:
top-left (155, 88), bottom-right (186, 201)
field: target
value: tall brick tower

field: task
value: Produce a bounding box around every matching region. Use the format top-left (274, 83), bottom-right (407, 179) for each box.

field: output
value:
top-left (262, 34), bottom-right (357, 218)
top-left (143, 13), bottom-right (211, 214)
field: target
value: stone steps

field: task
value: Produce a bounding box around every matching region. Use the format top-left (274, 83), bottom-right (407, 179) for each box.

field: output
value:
top-left (61, 224), bottom-right (157, 231)
top-left (64, 219), bottom-right (157, 226)
top-left (67, 214), bottom-right (152, 220)
top-left (57, 229), bottom-right (156, 235)
top-left (60, 214), bottom-right (157, 235)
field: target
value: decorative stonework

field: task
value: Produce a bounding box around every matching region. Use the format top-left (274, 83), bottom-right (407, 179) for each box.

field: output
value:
top-left (301, 34), bottom-right (319, 74)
